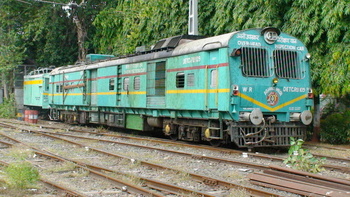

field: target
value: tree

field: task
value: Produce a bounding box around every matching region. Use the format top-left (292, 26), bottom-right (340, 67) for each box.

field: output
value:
top-left (0, 31), bottom-right (25, 99)
top-left (0, 0), bottom-right (26, 99)
top-left (93, 0), bottom-right (189, 55)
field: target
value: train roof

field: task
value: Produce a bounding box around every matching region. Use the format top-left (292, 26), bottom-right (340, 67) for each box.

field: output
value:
top-left (51, 28), bottom-right (297, 75)
top-left (50, 31), bottom-right (239, 75)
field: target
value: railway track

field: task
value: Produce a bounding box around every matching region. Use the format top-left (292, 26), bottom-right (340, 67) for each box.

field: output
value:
top-left (0, 159), bottom-right (87, 197)
top-left (33, 121), bottom-right (350, 174)
top-left (0, 119), bottom-right (349, 196)
top-left (0, 121), bottom-right (282, 196)
top-left (249, 165), bottom-right (350, 197)
top-left (0, 135), bottom-right (163, 196)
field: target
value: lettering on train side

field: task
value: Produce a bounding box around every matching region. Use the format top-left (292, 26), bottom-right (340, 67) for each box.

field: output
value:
top-left (242, 87), bottom-right (253, 92)
top-left (264, 87), bottom-right (283, 96)
top-left (237, 41), bottom-right (262, 47)
top-left (183, 56), bottom-right (201, 65)
top-left (125, 63), bottom-right (145, 74)
top-left (283, 87), bottom-right (306, 93)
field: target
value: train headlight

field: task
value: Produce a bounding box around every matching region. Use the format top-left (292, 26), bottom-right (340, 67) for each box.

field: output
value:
top-left (261, 27), bottom-right (280, 44)
top-left (272, 78), bottom-right (279, 86)
top-left (231, 48), bottom-right (242, 57)
top-left (305, 53), bottom-right (311, 61)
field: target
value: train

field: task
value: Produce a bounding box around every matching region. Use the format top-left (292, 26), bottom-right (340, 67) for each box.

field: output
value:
top-left (23, 27), bottom-right (313, 149)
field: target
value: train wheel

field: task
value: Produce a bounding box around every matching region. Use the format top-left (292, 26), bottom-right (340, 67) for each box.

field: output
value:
top-left (169, 134), bottom-right (178, 141)
top-left (209, 139), bottom-right (223, 147)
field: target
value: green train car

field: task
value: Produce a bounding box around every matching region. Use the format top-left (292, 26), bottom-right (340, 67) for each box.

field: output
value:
top-left (23, 67), bottom-right (54, 110)
top-left (28, 27), bottom-right (314, 148)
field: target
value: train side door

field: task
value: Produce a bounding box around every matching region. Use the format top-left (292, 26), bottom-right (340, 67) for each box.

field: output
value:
top-left (207, 50), bottom-right (219, 110)
top-left (90, 69), bottom-right (97, 106)
top-left (146, 61), bottom-right (166, 107)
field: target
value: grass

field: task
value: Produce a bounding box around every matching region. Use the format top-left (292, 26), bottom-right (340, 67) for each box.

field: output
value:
top-left (310, 148), bottom-right (350, 158)
top-left (47, 161), bottom-right (77, 173)
top-left (3, 161), bottom-right (40, 189)
top-left (6, 145), bottom-right (34, 161)
top-left (95, 126), bottom-right (109, 133)
top-left (222, 170), bottom-right (246, 182)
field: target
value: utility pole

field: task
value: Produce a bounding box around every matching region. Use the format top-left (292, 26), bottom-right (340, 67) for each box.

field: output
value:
top-left (188, 0), bottom-right (198, 35)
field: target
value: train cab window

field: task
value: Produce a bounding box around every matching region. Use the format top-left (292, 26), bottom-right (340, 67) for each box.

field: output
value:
top-left (134, 77), bottom-right (140, 90)
top-left (109, 79), bottom-right (115, 90)
top-left (176, 72), bottom-right (185, 88)
top-left (187, 73), bottom-right (195, 87)
top-left (240, 47), bottom-right (269, 77)
top-left (123, 77), bottom-right (129, 91)
top-left (273, 50), bottom-right (301, 79)
top-left (210, 70), bottom-right (217, 88)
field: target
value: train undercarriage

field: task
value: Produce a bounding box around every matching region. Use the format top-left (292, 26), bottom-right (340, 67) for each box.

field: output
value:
top-left (50, 108), bottom-right (306, 149)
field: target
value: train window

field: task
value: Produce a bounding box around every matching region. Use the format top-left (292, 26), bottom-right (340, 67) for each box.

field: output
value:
top-left (109, 79), bottom-right (115, 90)
top-left (210, 70), bottom-right (217, 88)
top-left (187, 73), bottom-right (195, 87)
top-left (176, 72), bottom-right (185, 88)
top-left (134, 77), bottom-right (140, 90)
top-left (60, 84), bottom-right (63, 92)
top-left (56, 85), bottom-right (59, 93)
top-left (45, 78), bottom-right (49, 91)
top-left (123, 77), bottom-right (129, 91)
top-left (273, 50), bottom-right (301, 79)
top-left (241, 47), bottom-right (269, 77)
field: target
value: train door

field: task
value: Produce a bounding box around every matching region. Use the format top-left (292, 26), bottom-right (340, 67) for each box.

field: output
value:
top-left (43, 77), bottom-right (49, 108)
top-left (146, 61), bottom-right (166, 107)
top-left (207, 50), bottom-right (219, 109)
top-left (90, 69), bottom-right (97, 106)
top-left (50, 75), bottom-right (55, 104)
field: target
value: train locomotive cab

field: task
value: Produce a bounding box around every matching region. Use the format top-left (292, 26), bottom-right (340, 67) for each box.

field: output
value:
top-left (162, 27), bottom-right (313, 149)
top-left (226, 27), bottom-right (313, 148)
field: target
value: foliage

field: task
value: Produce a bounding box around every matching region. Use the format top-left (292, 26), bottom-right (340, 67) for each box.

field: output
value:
top-left (1, 0), bottom-right (350, 98)
top-left (4, 161), bottom-right (40, 189)
top-left (283, 0), bottom-right (350, 96)
top-left (93, 0), bottom-right (189, 55)
top-left (0, 93), bottom-right (17, 119)
top-left (284, 137), bottom-right (325, 173)
top-left (320, 94), bottom-right (350, 118)
top-left (320, 110), bottom-right (350, 144)
top-left (0, 31), bottom-right (24, 72)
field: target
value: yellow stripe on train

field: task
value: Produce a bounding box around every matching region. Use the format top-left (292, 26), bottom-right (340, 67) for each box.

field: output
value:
top-left (23, 80), bottom-right (43, 85)
top-left (239, 93), bottom-right (308, 112)
top-left (167, 89), bottom-right (230, 94)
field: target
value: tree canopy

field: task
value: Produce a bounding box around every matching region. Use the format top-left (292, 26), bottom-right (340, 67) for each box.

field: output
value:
top-left (0, 0), bottom-right (349, 97)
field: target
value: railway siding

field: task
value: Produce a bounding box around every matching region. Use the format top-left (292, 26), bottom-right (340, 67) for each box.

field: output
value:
top-left (0, 119), bottom-right (349, 196)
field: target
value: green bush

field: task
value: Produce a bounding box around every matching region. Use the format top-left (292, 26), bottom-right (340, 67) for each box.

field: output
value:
top-left (321, 110), bottom-right (350, 144)
top-left (4, 161), bottom-right (40, 189)
top-left (284, 137), bottom-right (325, 173)
top-left (0, 93), bottom-right (17, 119)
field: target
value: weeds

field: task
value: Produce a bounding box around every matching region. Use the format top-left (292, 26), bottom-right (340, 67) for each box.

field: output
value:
top-left (4, 161), bottom-right (39, 189)
top-left (284, 137), bottom-right (326, 173)
top-left (0, 94), bottom-right (16, 119)
top-left (6, 145), bottom-right (34, 160)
